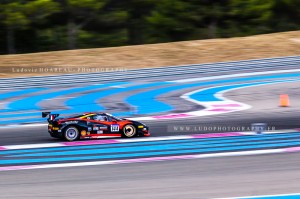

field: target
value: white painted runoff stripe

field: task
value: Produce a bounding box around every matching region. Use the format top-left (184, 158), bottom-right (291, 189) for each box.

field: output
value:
top-left (180, 83), bottom-right (251, 114)
top-left (117, 135), bottom-right (192, 143)
top-left (0, 123), bottom-right (47, 129)
top-left (215, 192), bottom-right (300, 199)
top-left (5, 143), bottom-right (63, 150)
top-left (171, 68), bottom-right (300, 83)
top-left (182, 78), bottom-right (299, 114)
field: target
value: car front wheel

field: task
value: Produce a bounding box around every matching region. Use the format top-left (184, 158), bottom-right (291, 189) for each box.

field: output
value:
top-left (122, 124), bottom-right (137, 138)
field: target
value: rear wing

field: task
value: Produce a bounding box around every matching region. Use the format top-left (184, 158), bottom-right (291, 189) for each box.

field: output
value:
top-left (42, 112), bottom-right (60, 122)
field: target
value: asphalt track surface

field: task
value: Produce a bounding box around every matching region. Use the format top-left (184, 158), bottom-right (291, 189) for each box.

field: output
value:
top-left (1, 56), bottom-right (300, 198)
top-left (2, 153), bottom-right (300, 199)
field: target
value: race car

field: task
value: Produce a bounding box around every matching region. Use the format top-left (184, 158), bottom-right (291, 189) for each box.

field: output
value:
top-left (42, 112), bottom-right (150, 141)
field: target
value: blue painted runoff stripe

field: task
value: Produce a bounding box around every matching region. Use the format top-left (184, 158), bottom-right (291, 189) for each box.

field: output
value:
top-left (189, 78), bottom-right (300, 102)
top-left (4, 83), bottom-right (128, 112)
top-left (11, 135), bottom-right (300, 157)
top-left (0, 82), bottom-right (129, 121)
top-left (2, 72), bottom-right (300, 123)
top-left (1, 131), bottom-right (299, 155)
top-left (0, 82), bottom-right (169, 121)
top-left (63, 82), bottom-right (171, 114)
top-left (0, 79), bottom-right (298, 125)
top-left (1, 131), bottom-right (300, 165)
top-left (0, 88), bottom-right (47, 101)
top-left (125, 72), bottom-right (300, 114)
top-left (0, 118), bottom-right (45, 125)
top-left (233, 193), bottom-right (300, 199)
top-left (1, 78), bottom-right (300, 125)
top-left (0, 82), bottom-right (128, 113)
top-left (1, 140), bottom-right (300, 165)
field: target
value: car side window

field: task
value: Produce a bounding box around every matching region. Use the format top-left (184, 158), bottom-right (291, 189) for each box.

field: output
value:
top-left (102, 116), bottom-right (108, 121)
top-left (107, 116), bottom-right (114, 121)
top-left (93, 115), bottom-right (102, 121)
top-left (93, 114), bottom-right (109, 121)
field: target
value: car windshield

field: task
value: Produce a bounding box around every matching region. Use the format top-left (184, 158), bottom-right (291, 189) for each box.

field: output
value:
top-left (106, 113), bottom-right (122, 121)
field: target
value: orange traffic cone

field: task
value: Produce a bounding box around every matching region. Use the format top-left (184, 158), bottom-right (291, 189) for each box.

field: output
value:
top-left (279, 94), bottom-right (290, 107)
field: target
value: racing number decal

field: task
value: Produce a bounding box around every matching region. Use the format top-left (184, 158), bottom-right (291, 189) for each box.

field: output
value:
top-left (111, 124), bottom-right (119, 132)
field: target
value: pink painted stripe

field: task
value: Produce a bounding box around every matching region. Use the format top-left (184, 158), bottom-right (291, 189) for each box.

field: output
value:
top-left (0, 165), bottom-right (34, 171)
top-left (285, 147), bottom-right (300, 152)
top-left (191, 132), bottom-right (243, 139)
top-left (153, 113), bottom-right (192, 119)
top-left (207, 108), bottom-right (233, 112)
top-left (211, 104), bottom-right (242, 107)
top-left (62, 140), bottom-right (119, 146)
top-left (0, 146), bottom-right (7, 150)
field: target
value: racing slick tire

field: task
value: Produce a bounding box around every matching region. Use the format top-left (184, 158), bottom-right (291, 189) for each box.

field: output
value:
top-left (122, 124), bottom-right (137, 138)
top-left (64, 126), bottom-right (80, 141)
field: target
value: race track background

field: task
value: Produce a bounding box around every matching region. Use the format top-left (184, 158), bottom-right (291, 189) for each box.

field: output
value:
top-left (0, 56), bottom-right (300, 199)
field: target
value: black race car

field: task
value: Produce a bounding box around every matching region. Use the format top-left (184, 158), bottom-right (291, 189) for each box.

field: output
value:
top-left (42, 112), bottom-right (150, 141)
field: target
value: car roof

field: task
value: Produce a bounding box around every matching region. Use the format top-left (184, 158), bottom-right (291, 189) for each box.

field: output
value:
top-left (83, 112), bottom-right (109, 116)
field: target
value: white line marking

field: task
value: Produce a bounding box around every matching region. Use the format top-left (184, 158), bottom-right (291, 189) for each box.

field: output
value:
top-left (170, 69), bottom-right (300, 83)
top-left (0, 123), bottom-right (47, 129)
top-left (215, 192), bottom-right (300, 199)
top-left (130, 78), bottom-right (300, 121)
top-left (5, 143), bottom-right (63, 150)
top-left (44, 96), bottom-right (74, 100)
top-left (118, 135), bottom-right (192, 143)
top-left (181, 78), bottom-right (300, 117)
top-left (110, 85), bottom-right (127, 88)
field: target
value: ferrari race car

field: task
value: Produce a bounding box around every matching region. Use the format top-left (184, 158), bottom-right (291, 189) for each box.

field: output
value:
top-left (42, 112), bottom-right (150, 141)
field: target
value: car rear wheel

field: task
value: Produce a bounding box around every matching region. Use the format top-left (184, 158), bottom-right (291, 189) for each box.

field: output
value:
top-left (122, 124), bottom-right (137, 138)
top-left (64, 126), bottom-right (80, 141)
